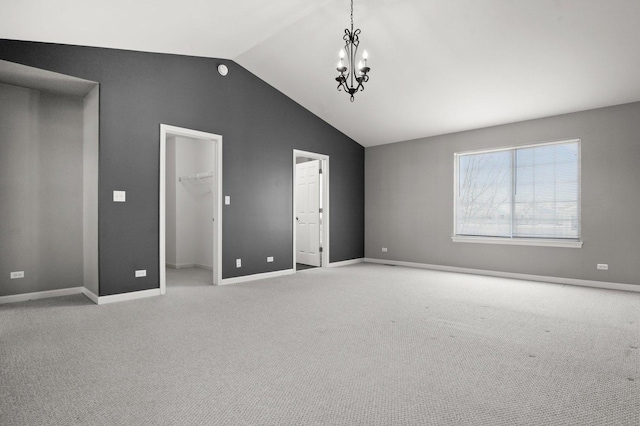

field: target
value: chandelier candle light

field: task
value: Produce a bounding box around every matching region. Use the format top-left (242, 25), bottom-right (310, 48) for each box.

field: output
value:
top-left (336, 0), bottom-right (371, 101)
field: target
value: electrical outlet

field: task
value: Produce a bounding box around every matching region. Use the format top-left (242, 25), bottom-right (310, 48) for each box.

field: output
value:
top-left (267, 256), bottom-right (274, 263)
top-left (236, 259), bottom-right (242, 268)
top-left (225, 196), bottom-right (230, 205)
top-left (135, 269), bottom-right (147, 277)
top-left (10, 271), bottom-right (24, 279)
top-left (597, 264), bottom-right (608, 271)
top-left (113, 190), bottom-right (126, 202)
top-left (382, 247), bottom-right (388, 252)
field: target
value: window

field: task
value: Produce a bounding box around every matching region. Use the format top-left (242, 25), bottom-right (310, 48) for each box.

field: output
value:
top-left (453, 139), bottom-right (581, 247)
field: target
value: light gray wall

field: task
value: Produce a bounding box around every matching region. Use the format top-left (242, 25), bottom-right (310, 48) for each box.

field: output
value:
top-left (0, 82), bottom-right (84, 296)
top-left (83, 85), bottom-right (99, 296)
top-left (365, 102), bottom-right (640, 287)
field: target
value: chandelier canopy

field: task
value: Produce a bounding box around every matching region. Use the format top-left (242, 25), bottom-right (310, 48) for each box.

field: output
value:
top-left (335, 0), bottom-right (371, 102)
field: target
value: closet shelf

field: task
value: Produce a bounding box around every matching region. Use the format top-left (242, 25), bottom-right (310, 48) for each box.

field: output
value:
top-left (179, 171), bottom-right (214, 193)
top-left (178, 171), bottom-right (214, 182)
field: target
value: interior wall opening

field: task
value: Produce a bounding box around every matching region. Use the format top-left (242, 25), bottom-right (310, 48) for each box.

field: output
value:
top-left (0, 60), bottom-right (99, 303)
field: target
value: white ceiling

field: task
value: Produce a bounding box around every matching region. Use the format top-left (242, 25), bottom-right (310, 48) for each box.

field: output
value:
top-left (2, 0), bottom-right (640, 147)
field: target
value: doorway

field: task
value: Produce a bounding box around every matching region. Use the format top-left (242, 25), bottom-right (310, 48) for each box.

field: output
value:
top-left (160, 125), bottom-right (222, 295)
top-left (293, 150), bottom-right (329, 271)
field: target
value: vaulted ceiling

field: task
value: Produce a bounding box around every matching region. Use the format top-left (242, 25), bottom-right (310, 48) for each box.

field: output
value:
top-left (2, 0), bottom-right (640, 146)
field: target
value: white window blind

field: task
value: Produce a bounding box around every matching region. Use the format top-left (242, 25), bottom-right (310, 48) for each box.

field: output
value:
top-left (455, 140), bottom-right (580, 240)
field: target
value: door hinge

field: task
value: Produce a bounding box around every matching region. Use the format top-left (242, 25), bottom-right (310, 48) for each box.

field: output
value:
top-left (319, 208), bottom-right (323, 213)
top-left (319, 168), bottom-right (322, 174)
top-left (319, 247), bottom-right (323, 252)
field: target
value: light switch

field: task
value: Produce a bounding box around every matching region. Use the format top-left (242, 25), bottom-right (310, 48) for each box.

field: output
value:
top-left (113, 190), bottom-right (126, 202)
top-left (225, 196), bottom-right (230, 205)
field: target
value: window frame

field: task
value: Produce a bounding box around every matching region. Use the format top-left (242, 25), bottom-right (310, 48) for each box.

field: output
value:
top-left (452, 139), bottom-right (583, 248)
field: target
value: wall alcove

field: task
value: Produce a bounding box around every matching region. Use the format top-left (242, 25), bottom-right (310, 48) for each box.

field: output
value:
top-left (0, 60), bottom-right (99, 303)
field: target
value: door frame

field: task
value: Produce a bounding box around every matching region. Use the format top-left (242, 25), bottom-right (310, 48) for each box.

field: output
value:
top-left (160, 124), bottom-right (223, 294)
top-left (293, 149), bottom-right (329, 269)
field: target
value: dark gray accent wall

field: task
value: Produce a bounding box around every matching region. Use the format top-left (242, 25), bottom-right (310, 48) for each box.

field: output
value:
top-left (0, 39), bottom-right (364, 296)
top-left (366, 102), bottom-right (640, 287)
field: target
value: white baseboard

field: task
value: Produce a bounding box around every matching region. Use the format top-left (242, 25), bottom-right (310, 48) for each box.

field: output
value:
top-left (220, 261), bottom-right (364, 285)
top-left (167, 263), bottom-right (195, 269)
top-left (0, 286), bottom-right (161, 306)
top-left (364, 258), bottom-right (640, 293)
top-left (0, 287), bottom-right (85, 305)
top-left (96, 288), bottom-right (161, 305)
top-left (167, 263), bottom-right (213, 271)
top-left (328, 258), bottom-right (364, 268)
top-left (194, 264), bottom-right (213, 271)
top-left (82, 288), bottom-right (99, 304)
top-left (220, 269), bottom-right (295, 286)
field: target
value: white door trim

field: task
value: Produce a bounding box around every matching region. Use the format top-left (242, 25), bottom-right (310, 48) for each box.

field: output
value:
top-left (160, 124), bottom-right (223, 294)
top-left (295, 160), bottom-right (321, 267)
top-left (293, 150), bottom-right (329, 270)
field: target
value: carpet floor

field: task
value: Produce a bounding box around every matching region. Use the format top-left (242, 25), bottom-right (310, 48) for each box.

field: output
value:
top-left (1, 264), bottom-right (639, 425)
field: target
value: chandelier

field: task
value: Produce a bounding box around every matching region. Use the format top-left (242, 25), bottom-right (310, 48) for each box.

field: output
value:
top-left (335, 0), bottom-right (371, 102)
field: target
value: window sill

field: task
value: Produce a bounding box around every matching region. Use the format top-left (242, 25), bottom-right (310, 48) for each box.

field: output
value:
top-left (451, 236), bottom-right (583, 248)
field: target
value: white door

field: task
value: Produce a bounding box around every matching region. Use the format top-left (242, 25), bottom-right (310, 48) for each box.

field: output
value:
top-left (296, 160), bottom-right (321, 266)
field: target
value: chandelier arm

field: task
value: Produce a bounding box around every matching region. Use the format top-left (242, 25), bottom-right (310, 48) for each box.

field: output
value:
top-left (345, 29), bottom-right (360, 90)
top-left (351, 38), bottom-right (358, 90)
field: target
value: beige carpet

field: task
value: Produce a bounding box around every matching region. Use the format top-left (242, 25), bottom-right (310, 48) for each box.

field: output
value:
top-left (1, 264), bottom-right (639, 425)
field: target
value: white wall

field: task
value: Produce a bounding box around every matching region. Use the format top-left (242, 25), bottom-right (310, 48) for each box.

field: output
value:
top-left (192, 138), bottom-right (214, 269)
top-left (166, 136), bottom-right (214, 270)
top-left (166, 137), bottom-right (177, 266)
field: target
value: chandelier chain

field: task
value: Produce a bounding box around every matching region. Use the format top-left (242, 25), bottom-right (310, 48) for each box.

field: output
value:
top-left (350, 0), bottom-right (353, 31)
